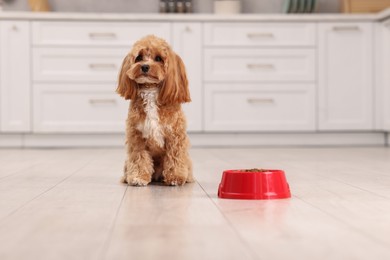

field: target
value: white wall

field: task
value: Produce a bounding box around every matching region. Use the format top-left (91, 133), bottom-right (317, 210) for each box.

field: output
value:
top-left (3, 0), bottom-right (341, 13)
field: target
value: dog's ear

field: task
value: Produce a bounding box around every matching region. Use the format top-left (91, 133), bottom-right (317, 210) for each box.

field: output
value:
top-left (159, 52), bottom-right (191, 105)
top-left (116, 55), bottom-right (137, 100)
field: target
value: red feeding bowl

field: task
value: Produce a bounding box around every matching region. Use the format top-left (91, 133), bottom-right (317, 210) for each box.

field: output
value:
top-left (218, 169), bottom-right (291, 200)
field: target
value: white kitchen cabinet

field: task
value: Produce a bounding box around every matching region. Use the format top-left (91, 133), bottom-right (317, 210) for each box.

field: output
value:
top-left (318, 23), bottom-right (373, 130)
top-left (0, 14), bottom-right (389, 147)
top-left (31, 21), bottom-right (171, 134)
top-left (374, 20), bottom-right (390, 131)
top-left (0, 21), bottom-right (31, 132)
top-left (33, 83), bottom-right (128, 133)
top-left (203, 21), bottom-right (316, 132)
top-left (380, 20), bottom-right (390, 131)
top-left (172, 23), bottom-right (202, 132)
top-left (204, 48), bottom-right (316, 83)
top-left (32, 47), bottom-right (127, 82)
top-left (32, 21), bottom-right (171, 47)
top-left (204, 23), bottom-right (316, 47)
top-left (205, 83), bottom-right (315, 131)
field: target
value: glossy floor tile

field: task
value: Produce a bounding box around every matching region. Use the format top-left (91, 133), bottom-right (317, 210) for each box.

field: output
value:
top-left (1, 147), bottom-right (390, 260)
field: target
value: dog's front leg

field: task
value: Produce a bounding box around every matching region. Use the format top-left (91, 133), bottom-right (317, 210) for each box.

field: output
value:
top-left (162, 136), bottom-right (191, 186)
top-left (122, 131), bottom-right (154, 186)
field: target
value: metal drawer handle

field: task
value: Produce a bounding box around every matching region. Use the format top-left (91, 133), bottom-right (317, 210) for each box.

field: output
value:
top-left (332, 26), bottom-right (360, 31)
top-left (89, 99), bottom-right (117, 104)
top-left (247, 33), bottom-right (274, 38)
top-left (247, 64), bottom-right (274, 69)
top-left (247, 98), bottom-right (275, 104)
top-left (185, 26), bottom-right (192, 32)
top-left (89, 32), bottom-right (117, 39)
top-left (89, 63), bottom-right (117, 70)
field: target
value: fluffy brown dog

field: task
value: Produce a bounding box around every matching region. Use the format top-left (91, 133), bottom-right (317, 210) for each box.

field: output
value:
top-left (116, 35), bottom-right (193, 186)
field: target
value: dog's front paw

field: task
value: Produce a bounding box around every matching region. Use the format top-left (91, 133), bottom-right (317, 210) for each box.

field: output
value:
top-left (163, 172), bottom-right (187, 186)
top-left (124, 173), bottom-right (151, 186)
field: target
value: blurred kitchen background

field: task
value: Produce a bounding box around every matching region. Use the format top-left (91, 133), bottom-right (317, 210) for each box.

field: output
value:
top-left (2, 0), bottom-right (341, 13)
top-left (1, 0), bottom-right (390, 148)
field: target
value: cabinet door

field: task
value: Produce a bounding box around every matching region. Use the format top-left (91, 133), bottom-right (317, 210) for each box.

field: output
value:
top-left (318, 23), bottom-right (373, 130)
top-left (382, 21), bottom-right (390, 130)
top-left (0, 21), bottom-right (31, 132)
top-left (172, 23), bottom-right (202, 132)
top-left (33, 84), bottom-right (128, 133)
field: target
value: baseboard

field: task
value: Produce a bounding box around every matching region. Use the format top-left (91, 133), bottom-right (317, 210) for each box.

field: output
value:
top-left (24, 133), bottom-right (127, 148)
top-left (0, 134), bottom-right (23, 147)
top-left (189, 132), bottom-right (386, 147)
top-left (0, 132), bottom-right (387, 148)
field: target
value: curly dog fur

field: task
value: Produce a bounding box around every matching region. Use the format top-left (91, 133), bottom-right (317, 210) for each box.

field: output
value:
top-left (116, 35), bottom-right (194, 186)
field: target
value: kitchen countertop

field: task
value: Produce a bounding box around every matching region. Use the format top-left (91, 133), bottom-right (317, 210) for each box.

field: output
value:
top-left (1, 8), bottom-right (390, 22)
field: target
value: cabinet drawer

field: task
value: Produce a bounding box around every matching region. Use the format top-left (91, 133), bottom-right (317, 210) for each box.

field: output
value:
top-left (32, 21), bottom-right (171, 46)
top-left (33, 48), bottom-right (127, 82)
top-left (204, 49), bottom-right (315, 82)
top-left (205, 84), bottom-right (315, 131)
top-left (318, 23), bottom-right (373, 130)
top-left (204, 23), bottom-right (316, 47)
top-left (33, 84), bottom-right (128, 133)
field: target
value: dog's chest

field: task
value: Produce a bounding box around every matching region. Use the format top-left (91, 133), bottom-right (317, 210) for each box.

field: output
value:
top-left (136, 89), bottom-right (165, 148)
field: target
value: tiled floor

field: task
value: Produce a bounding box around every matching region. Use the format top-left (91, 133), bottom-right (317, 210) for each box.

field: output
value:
top-left (1, 147), bottom-right (390, 260)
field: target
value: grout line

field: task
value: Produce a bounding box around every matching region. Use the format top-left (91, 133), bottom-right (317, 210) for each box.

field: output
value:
top-left (0, 161), bottom-right (44, 181)
top-left (285, 159), bottom-right (390, 247)
top-left (0, 148), bottom-right (87, 181)
top-left (293, 195), bottom-right (390, 248)
top-left (196, 180), bottom-right (261, 260)
top-left (0, 150), bottom-right (106, 223)
top-left (0, 149), bottom-right (58, 181)
top-left (317, 174), bottom-right (390, 200)
top-left (99, 184), bottom-right (128, 260)
top-left (299, 163), bottom-right (390, 200)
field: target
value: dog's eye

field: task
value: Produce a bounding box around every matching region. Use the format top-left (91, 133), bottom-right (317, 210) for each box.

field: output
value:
top-left (155, 56), bottom-right (163, 62)
top-left (135, 55), bottom-right (143, 62)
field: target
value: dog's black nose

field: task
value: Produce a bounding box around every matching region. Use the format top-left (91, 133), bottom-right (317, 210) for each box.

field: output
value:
top-left (141, 65), bottom-right (150, 73)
